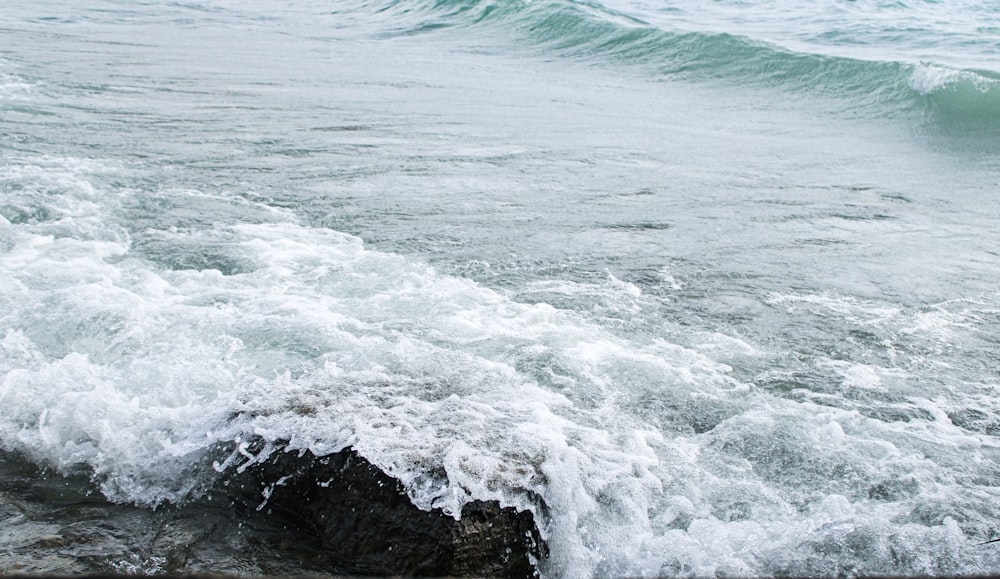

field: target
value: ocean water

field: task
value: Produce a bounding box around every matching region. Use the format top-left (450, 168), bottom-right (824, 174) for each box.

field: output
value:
top-left (2, 0), bottom-right (1000, 576)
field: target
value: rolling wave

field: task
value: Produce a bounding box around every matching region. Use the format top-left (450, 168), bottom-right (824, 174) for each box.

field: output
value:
top-left (359, 0), bottom-right (1000, 120)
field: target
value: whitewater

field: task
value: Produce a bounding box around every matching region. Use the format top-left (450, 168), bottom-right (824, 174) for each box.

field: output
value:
top-left (2, 0), bottom-right (1000, 576)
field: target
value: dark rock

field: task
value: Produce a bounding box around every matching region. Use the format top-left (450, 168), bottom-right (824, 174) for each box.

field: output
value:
top-left (0, 443), bottom-right (546, 577)
top-left (225, 443), bottom-right (546, 578)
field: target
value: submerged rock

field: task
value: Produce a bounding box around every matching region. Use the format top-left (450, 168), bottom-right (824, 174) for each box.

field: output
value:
top-left (228, 444), bottom-right (547, 578)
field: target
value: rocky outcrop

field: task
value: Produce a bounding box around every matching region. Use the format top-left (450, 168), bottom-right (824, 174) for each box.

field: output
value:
top-left (226, 444), bottom-right (547, 578)
top-left (0, 444), bottom-right (546, 577)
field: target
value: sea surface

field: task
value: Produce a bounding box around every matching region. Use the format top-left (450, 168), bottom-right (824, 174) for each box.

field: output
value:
top-left (2, 0), bottom-right (1000, 576)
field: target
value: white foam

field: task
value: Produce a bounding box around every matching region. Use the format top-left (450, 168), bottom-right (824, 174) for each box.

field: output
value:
top-left (909, 62), bottom-right (996, 95)
top-left (766, 290), bottom-right (901, 322)
top-left (3, 156), bottom-right (1000, 576)
top-left (0, 71), bottom-right (34, 100)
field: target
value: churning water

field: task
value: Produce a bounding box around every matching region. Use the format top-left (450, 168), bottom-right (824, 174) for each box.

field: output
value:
top-left (2, 0), bottom-right (1000, 576)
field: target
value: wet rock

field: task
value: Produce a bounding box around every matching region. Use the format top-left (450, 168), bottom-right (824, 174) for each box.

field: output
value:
top-left (228, 444), bottom-right (547, 578)
top-left (0, 450), bottom-right (331, 577)
top-left (0, 445), bottom-right (546, 577)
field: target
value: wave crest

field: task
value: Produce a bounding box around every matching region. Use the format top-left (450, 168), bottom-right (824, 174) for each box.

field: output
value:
top-left (910, 64), bottom-right (1000, 119)
top-left (364, 0), bottom-right (1000, 122)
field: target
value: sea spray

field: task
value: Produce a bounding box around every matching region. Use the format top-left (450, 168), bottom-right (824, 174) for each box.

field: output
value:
top-left (2, 0), bottom-right (1000, 575)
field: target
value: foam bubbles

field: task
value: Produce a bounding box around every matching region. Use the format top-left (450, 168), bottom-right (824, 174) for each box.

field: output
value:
top-left (3, 154), bottom-right (1000, 576)
top-left (0, 67), bottom-right (34, 101)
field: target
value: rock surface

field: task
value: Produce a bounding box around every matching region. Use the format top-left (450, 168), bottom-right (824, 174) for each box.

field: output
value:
top-left (229, 445), bottom-right (547, 578)
top-left (0, 450), bottom-right (334, 576)
top-left (0, 446), bottom-right (546, 577)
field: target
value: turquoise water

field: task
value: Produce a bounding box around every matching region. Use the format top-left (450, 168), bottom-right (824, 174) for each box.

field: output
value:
top-left (2, 0), bottom-right (1000, 576)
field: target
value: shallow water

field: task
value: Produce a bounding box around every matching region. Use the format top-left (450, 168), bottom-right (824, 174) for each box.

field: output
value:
top-left (2, 0), bottom-right (1000, 576)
